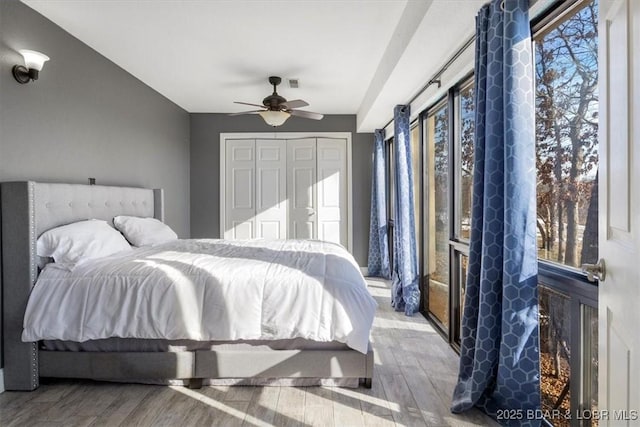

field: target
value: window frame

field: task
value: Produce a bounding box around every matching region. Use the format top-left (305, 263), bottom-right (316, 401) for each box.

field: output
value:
top-left (386, 137), bottom-right (395, 269)
top-left (410, 120), bottom-right (425, 311)
top-left (417, 79), bottom-right (476, 344)
top-left (533, 1), bottom-right (599, 423)
top-left (421, 94), bottom-right (452, 337)
top-left (453, 77), bottom-right (475, 244)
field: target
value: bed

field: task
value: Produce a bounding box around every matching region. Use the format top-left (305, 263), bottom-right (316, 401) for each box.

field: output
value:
top-left (1, 181), bottom-right (375, 391)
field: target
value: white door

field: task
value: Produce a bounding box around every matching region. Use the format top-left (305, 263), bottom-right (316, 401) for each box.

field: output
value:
top-left (598, 0), bottom-right (640, 421)
top-left (255, 139), bottom-right (287, 239)
top-left (316, 138), bottom-right (347, 246)
top-left (287, 138), bottom-right (317, 239)
top-left (224, 139), bottom-right (255, 239)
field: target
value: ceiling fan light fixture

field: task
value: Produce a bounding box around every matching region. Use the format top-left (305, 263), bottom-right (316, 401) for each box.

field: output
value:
top-left (231, 76), bottom-right (322, 123)
top-left (259, 110), bottom-right (290, 127)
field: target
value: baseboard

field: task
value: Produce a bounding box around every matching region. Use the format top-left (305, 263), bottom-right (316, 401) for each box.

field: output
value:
top-left (360, 266), bottom-right (369, 277)
top-left (0, 368), bottom-right (5, 394)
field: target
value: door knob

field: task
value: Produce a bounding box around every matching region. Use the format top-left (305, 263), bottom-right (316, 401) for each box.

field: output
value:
top-left (581, 258), bottom-right (606, 282)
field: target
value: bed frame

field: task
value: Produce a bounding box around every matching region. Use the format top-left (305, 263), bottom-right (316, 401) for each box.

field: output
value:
top-left (1, 181), bottom-right (373, 391)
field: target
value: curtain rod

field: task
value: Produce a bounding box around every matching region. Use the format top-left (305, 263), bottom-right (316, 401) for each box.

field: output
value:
top-left (382, 34), bottom-right (475, 130)
top-left (379, 0), bottom-right (559, 131)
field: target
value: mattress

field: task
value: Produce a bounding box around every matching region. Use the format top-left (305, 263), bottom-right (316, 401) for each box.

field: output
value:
top-left (24, 239), bottom-right (377, 353)
top-left (40, 337), bottom-right (350, 352)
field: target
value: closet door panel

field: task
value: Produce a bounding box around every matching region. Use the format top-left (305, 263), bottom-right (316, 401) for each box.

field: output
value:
top-left (225, 139), bottom-right (255, 239)
top-left (287, 139), bottom-right (317, 240)
top-left (255, 140), bottom-right (287, 239)
top-left (316, 138), bottom-right (347, 246)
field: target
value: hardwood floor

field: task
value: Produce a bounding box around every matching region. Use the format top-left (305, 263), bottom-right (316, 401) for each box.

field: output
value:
top-left (0, 278), bottom-right (498, 426)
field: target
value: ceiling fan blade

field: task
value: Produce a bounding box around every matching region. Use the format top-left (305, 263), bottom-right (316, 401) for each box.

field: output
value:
top-left (281, 99), bottom-right (309, 109)
top-left (290, 110), bottom-right (324, 120)
top-left (234, 101), bottom-right (266, 108)
top-left (228, 110), bottom-right (263, 116)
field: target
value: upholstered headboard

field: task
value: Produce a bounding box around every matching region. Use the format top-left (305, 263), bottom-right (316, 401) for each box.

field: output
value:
top-left (0, 181), bottom-right (164, 390)
top-left (32, 182), bottom-right (163, 236)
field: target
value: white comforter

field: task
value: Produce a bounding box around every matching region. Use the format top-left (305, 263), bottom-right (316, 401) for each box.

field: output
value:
top-left (22, 239), bottom-right (377, 353)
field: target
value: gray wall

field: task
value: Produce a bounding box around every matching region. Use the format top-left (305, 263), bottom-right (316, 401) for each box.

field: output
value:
top-left (0, 0), bottom-right (190, 238)
top-left (190, 114), bottom-right (373, 265)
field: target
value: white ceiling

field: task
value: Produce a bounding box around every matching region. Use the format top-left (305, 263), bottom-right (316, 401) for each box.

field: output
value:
top-left (22, 0), bottom-right (484, 132)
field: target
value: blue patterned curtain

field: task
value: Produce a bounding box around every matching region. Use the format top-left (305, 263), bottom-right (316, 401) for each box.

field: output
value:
top-left (368, 129), bottom-right (391, 278)
top-left (451, 0), bottom-right (540, 425)
top-left (391, 105), bottom-right (420, 315)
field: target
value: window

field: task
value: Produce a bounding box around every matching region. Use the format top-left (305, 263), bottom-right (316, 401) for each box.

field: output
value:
top-left (387, 138), bottom-right (395, 267)
top-left (539, 285), bottom-right (572, 419)
top-left (534, 1), bottom-right (598, 424)
top-left (535, 0), bottom-right (599, 270)
top-left (424, 99), bottom-right (450, 329)
top-left (416, 78), bottom-right (474, 342)
top-left (451, 80), bottom-right (476, 344)
top-left (411, 124), bottom-right (422, 266)
top-left (453, 251), bottom-right (469, 344)
top-left (456, 82), bottom-right (475, 242)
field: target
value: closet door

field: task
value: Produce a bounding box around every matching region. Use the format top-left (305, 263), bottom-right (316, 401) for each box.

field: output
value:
top-left (224, 139), bottom-right (255, 239)
top-left (316, 138), bottom-right (347, 246)
top-left (287, 138), bottom-right (317, 239)
top-left (255, 140), bottom-right (286, 239)
top-left (223, 135), bottom-right (349, 247)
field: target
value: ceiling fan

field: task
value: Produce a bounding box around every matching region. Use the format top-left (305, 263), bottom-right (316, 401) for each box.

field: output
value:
top-left (230, 76), bottom-right (324, 127)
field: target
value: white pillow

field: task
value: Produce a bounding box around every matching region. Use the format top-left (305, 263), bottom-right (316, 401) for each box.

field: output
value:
top-left (37, 219), bottom-right (132, 266)
top-left (113, 216), bottom-right (178, 247)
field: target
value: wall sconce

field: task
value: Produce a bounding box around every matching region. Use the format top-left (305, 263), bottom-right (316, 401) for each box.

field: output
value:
top-left (258, 110), bottom-right (291, 127)
top-left (13, 50), bottom-right (50, 84)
